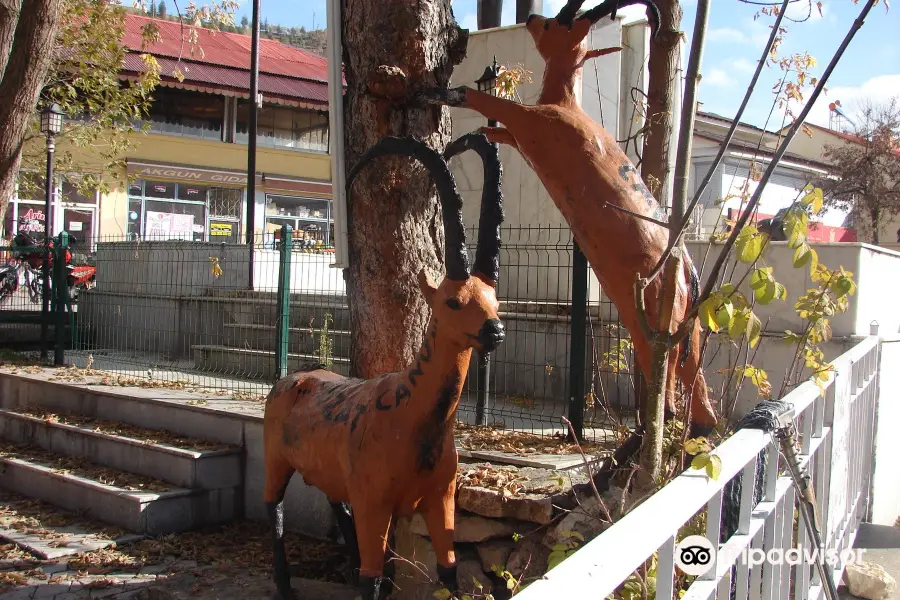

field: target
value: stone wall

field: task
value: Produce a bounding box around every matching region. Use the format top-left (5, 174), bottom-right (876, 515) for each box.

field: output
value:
top-left (391, 461), bottom-right (622, 600)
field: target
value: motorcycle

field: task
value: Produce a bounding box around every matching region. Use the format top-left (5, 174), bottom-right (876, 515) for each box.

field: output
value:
top-left (2, 231), bottom-right (97, 303)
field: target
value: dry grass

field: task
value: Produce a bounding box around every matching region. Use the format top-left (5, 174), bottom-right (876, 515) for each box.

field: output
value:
top-left (456, 421), bottom-right (612, 456)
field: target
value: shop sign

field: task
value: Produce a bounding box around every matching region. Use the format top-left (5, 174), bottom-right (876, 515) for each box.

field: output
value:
top-left (129, 164), bottom-right (248, 186)
top-left (210, 222), bottom-right (234, 237)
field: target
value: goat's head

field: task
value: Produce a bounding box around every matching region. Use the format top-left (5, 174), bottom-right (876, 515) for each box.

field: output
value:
top-left (347, 133), bottom-right (505, 353)
top-left (525, 0), bottom-right (660, 68)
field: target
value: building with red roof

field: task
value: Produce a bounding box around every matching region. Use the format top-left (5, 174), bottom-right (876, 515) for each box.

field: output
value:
top-left (5, 13), bottom-right (337, 248)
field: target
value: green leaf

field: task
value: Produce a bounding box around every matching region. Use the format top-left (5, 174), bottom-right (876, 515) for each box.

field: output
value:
top-left (793, 243), bottom-right (812, 268)
top-left (706, 455), bottom-right (723, 480)
top-left (774, 282), bottom-right (787, 301)
top-left (433, 589), bottom-right (452, 600)
top-left (750, 268), bottom-right (769, 290)
top-left (472, 575), bottom-right (484, 590)
top-left (548, 550), bottom-right (568, 570)
top-left (757, 280), bottom-right (777, 305)
top-left (729, 309), bottom-right (749, 339)
top-left (691, 452), bottom-right (711, 471)
top-left (801, 187), bottom-right (825, 213)
top-left (700, 298), bottom-right (720, 332)
top-left (832, 276), bottom-right (856, 298)
top-left (736, 226), bottom-right (764, 263)
top-left (747, 312), bottom-right (762, 348)
top-left (715, 300), bottom-right (735, 329)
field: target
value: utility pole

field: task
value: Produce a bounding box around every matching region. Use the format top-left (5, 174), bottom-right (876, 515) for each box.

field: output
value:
top-left (246, 0), bottom-right (261, 287)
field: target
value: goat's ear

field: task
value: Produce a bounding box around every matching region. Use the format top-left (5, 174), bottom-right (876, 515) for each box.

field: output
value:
top-left (417, 268), bottom-right (438, 303)
top-left (580, 46), bottom-right (622, 66)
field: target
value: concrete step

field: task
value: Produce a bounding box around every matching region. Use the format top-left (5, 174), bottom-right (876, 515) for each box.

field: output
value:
top-left (192, 344), bottom-right (351, 379)
top-left (0, 373), bottom-right (250, 446)
top-left (223, 323), bottom-right (352, 355)
top-left (224, 298), bottom-right (350, 331)
top-left (0, 408), bottom-right (242, 490)
top-left (0, 443), bottom-right (239, 535)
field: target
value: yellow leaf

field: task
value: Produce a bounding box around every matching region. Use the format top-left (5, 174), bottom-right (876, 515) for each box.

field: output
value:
top-left (706, 455), bottom-right (723, 480)
top-left (700, 298), bottom-right (720, 332)
top-left (691, 452), bottom-right (711, 471)
top-left (685, 437), bottom-right (712, 455)
top-left (747, 312), bottom-right (762, 348)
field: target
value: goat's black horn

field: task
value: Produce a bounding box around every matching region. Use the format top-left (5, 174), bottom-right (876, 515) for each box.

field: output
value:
top-left (347, 137), bottom-right (469, 281)
top-left (555, 0), bottom-right (586, 25)
top-left (580, 0), bottom-right (661, 39)
top-left (444, 133), bottom-right (504, 285)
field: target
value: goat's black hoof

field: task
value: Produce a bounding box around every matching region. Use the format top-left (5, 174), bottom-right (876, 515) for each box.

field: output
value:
top-left (437, 562), bottom-right (459, 591)
top-left (690, 423), bottom-right (715, 440)
top-left (358, 575), bottom-right (384, 600)
top-left (275, 584), bottom-right (297, 600)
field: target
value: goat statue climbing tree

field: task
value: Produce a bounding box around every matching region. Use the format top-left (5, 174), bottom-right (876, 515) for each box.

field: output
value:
top-left (418, 0), bottom-right (718, 440)
top-left (264, 133), bottom-right (505, 600)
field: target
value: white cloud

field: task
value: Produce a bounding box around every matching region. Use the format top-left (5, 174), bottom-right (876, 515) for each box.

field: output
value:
top-left (459, 12), bottom-right (478, 31)
top-left (804, 74), bottom-right (900, 128)
top-left (707, 20), bottom-right (772, 46)
top-left (731, 58), bottom-right (758, 74)
top-left (704, 68), bottom-right (735, 88)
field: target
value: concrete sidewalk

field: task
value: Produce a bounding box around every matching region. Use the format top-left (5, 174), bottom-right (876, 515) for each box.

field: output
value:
top-left (841, 523), bottom-right (900, 600)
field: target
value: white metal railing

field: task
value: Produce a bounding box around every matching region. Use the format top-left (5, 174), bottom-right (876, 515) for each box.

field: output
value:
top-left (516, 334), bottom-right (881, 600)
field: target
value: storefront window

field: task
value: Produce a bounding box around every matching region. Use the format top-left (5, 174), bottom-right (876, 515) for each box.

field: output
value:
top-left (264, 195), bottom-right (331, 247)
top-left (127, 179), bottom-right (244, 242)
top-left (145, 200), bottom-right (206, 241)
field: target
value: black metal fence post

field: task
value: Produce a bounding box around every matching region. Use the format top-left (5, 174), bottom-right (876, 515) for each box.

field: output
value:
top-left (52, 232), bottom-right (69, 366)
top-left (568, 239), bottom-right (588, 441)
top-left (475, 353), bottom-right (491, 426)
top-left (275, 224), bottom-right (293, 380)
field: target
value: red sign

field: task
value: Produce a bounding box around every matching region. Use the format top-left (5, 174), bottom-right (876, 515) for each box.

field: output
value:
top-left (726, 208), bottom-right (857, 243)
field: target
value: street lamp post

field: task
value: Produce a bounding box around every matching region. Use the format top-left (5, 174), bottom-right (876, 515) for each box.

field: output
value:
top-left (474, 59), bottom-right (499, 426)
top-left (476, 57), bottom-right (500, 128)
top-left (39, 104), bottom-right (63, 361)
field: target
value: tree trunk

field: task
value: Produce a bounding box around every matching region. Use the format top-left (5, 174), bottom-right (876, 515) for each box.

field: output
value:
top-left (0, 0), bottom-right (63, 222)
top-left (639, 0), bottom-right (681, 206)
top-left (869, 205), bottom-right (881, 245)
top-left (0, 0), bottom-right (22, 82)
top-left (342, 0), bottom-right (467, 379)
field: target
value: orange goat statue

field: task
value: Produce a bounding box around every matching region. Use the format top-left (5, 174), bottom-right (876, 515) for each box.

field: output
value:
top-left (263, 133), bottom-right (504, 600)
top-left (420, 0), bottom-right (717, 438)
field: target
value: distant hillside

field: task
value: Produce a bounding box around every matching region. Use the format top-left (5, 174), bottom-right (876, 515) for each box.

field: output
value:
top-left (124, 4), bottom-right (328, 56)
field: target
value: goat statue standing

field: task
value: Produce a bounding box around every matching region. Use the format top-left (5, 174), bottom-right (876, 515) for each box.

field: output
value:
top-left (420, 0), bottom-right (717, 439)
top-left (263, 133), bottom-right (504, 600)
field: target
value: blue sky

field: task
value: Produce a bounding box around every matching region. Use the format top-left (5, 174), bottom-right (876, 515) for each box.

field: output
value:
top-left (235, 0), bottom-right (899, 130)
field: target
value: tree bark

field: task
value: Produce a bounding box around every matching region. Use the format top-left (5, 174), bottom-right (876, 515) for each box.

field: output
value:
top-left (639, 0), bottom-right (681, 206)
top-left (342, 0), bottom-right (467, 379)
top-left (0, 0), bottom-right (63, 222)
top-left (870, 204), bottom-right (881, 245)
top-left (0, 0), bottom-right (22, 82)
